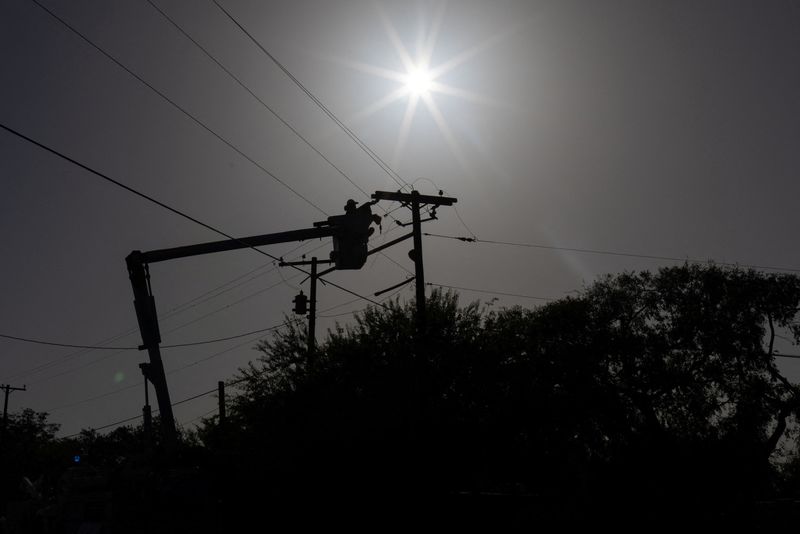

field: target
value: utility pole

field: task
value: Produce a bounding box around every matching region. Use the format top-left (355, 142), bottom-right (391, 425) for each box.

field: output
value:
top-left (410, 192), bottom-right (426, 331)
top-left (1, 384), bottom-right (26, 435)
top-left (289, 257), bottom-right (328, 358)
top-left (371, 190), bottom-right (457, 333)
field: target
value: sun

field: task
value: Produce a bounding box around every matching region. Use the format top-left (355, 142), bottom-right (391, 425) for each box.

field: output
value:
top-left (333, 2), bottom-right (506, 169)
top-left (404, 65), bottom-right (434, 96)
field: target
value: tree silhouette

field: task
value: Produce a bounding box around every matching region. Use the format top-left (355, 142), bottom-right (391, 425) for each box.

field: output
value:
top-left (200, 265), bottom-right (800, 527)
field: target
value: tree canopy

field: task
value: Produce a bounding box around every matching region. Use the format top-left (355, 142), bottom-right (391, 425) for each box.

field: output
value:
top-left (205, 264), bottom-right (800, 526)
top-left (6, 264), bottom-right (800, 529)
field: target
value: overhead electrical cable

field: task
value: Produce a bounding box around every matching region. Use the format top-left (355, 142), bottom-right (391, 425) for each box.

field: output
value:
top-left (0, 322), bottom-right (284, 353)
top-left (4, 219), bottom-right (405, 384)
top-left (29, 0), bottom-right (328, 216)
top-left (145, 0), bottom-right (373, 201)
top-left (59, 382), bottom-right (235, 439)
top-left (212, 0), bottom-right (410, 191)
top-left (426, 282), bottom-right (555, 301)
top-left (147, 0), bottom-right (414, 265)
top-left (48, 381), bottom-right (143, 412)
top-left (166, 329), bottom-right (273, 375)
top-left (0, 121), bottom-right (385, 309)
top-left (0, 332), bottom-right (138, 351)
top-left (424, 233), bottom-right (800, 274)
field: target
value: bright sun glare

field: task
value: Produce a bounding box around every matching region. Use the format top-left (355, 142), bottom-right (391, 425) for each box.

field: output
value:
top-left (404, 66), bottom-right (433, 96)
top-left (338, 2), bottom-right (505, 169)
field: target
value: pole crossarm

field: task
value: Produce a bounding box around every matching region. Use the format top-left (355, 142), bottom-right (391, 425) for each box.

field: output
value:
top-left (370, 190), bottom-right (457, 333)
top-left (280, 258), bottom-right (335, 267)
top-left (372, 190), bottom-right (457, 207)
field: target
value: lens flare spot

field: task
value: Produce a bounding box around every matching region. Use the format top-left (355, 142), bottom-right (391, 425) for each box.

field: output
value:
top-left (113, 371), bottom-right (125, 383)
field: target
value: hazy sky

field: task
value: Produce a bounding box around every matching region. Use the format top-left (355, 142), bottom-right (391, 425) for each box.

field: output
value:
top-left (2, 0), bottom-right (799, 437)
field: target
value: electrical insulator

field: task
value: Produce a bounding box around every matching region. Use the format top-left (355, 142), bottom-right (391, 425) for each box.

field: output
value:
top-left (293, 291), bottom-right (308, 315)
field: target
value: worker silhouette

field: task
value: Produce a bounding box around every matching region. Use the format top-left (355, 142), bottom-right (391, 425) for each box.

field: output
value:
top-left (330, 200), bottom-right (381, 269)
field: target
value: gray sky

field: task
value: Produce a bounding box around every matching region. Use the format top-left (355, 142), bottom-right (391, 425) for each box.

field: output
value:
top-left (2, 0), bottom-right (800, 437)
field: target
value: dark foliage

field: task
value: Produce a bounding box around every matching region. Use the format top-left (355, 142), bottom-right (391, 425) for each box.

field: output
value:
top-left (199, 264), bottom-right (800, 528)
top-left (6, 264), bottom-right (800, 530)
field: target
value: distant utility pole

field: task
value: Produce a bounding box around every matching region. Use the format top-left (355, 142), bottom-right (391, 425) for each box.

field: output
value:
top-left (1, 383), bottom-right (26, 434)
top-left (371, 190), bottom-right (457, 333)
top-left (288, 256), bottom-right (328, 358)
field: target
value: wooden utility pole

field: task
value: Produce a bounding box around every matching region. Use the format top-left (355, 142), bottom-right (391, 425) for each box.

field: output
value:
top-left (1, 384), bottom-right (26, 435)
top-left (371, 190), bottom-right (457, 333)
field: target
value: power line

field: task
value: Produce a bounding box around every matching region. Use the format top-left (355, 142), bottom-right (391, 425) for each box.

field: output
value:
top-left (183, 406), bottom-right (219, 427)
top-left (424, 233), bottom-right (800, 274)
top-left (8, 229), bottom-right (394, 384)
top-left (46, 325), bottom-right (282, 413)
top-left (0, 333), bottom-right (138, 351)
top-left (144, 0), bottom-right (373, 202)
top-left (3, 266), bottom-right (290, 383)
top-left (0, 121), bottom-right (385, 310)
top-left (161, 324), bottom-right (286, 348)
top-left (171, 387), bottom-right (217, 407)
top-left (166, 330), bottom-right (271, 376)
top-left (212, 0), bottom-right (409, 191)
top-left (0, 121), bottom-right (237, 245)
top-left (0, 322), bottom-right (285, 352)
top-left (410, 177), bottom-right (475, 239)
top-left (49, 381), bottom-right (143, 413)
top-left (426, 282), bottom-right (555, 301)
top-left (29, 0), bottom-right (328, 216)
top-left (3, 214), bottom-right (400, 386)
top-left (59, 383), bottom-right (227, 439)
top-left (158, 274), bottom-right (302, 338)
top-left (28, 348), bottom-right (131, 386)
top-left (5, 0), bottom-right (424, 381)
top-left (61, 413), bottom-right (144, 437)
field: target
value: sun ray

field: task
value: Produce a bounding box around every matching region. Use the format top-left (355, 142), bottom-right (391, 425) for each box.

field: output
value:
top-left (347, 86), bottom-right (409, 125)
top-left (415, 3), bottom-right (427, 62)
top-left (392, 93), bottom-right (420, 168)
top-left (326, 55), bottom-right (408, 84)
top-left (429, 22), bottom-right (523, 80)
top-left (421, 0), bottom-right (447, 68)
top-left (333, 3), bottom-right (518, 173)
top-left (429, 81), bottom-right (510, 110)
top-left (421, 92), bottom-right (470, 174)
top-left (374, 2), bottom-right (415, 73)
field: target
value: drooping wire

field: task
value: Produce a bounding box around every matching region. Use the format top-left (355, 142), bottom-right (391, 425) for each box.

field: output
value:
top-left (212, 0), bottom-right (410, 191)
top-left (59, 381), bottom-right (234, 439)
top-left (0, 121), bottom-right (386, 309)
top-left (0, 332), bottom-right (137, 351)
top-left (145, 0), bottom-right (374, 202)
top-left (424, 233), bottom-right (800, 274)
top-left (29, 0), bottom-right (328, 216)
top-left (426, 282), bottom-right (554, 301)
